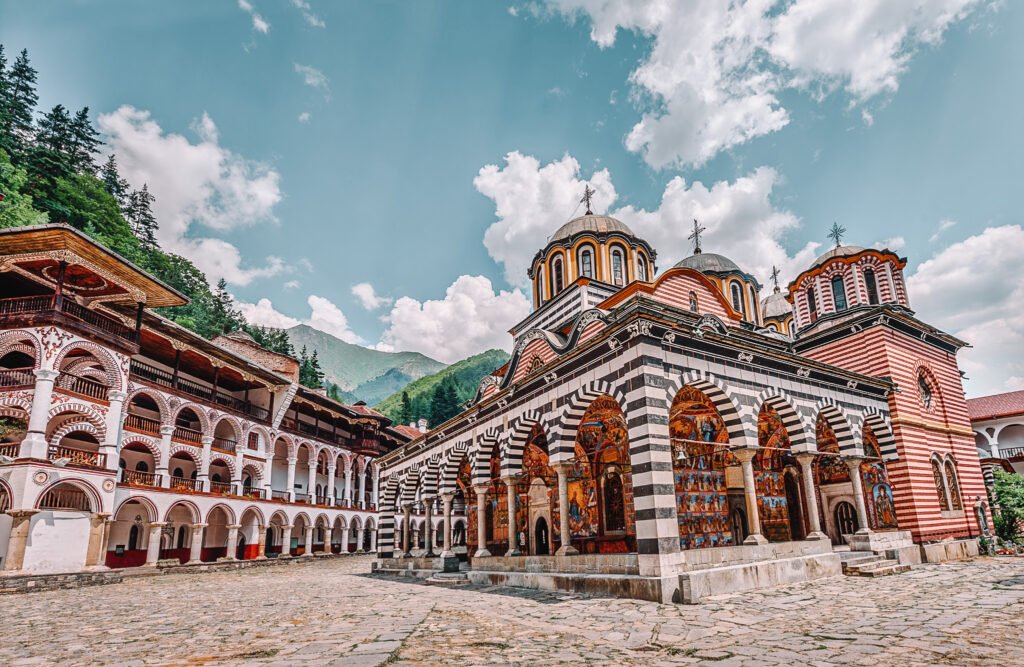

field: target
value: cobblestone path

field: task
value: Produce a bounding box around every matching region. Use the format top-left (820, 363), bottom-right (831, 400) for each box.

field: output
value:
top-left (2, 556), bottom-right (1022, 666)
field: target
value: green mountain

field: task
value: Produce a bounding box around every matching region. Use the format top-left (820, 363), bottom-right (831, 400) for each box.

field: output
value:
top-left (377, 349), bottom-right (510, 425)
top-left (286, 324), bottom-right (447, 404)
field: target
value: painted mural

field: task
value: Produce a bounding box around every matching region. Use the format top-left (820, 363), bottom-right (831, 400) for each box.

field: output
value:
top-left (862, 429), bottom-right (899, 530)
top-left (755, 405), bottom-right (794, 542)
top-left (670, 386), bottom-right (734, 549)
top-left (456, 458), bottom-right (477, 551)
top-left (815, 415), bottom-right (850, 485)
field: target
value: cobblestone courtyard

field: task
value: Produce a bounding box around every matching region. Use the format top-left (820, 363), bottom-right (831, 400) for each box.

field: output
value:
top-left (3, 556), bottom-right (1023, 666)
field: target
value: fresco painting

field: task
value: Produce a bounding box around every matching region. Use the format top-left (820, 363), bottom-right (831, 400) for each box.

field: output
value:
top-left (755, 405), bottom-right (794, 542)
top-left (862, 429), bottom-right (899, 530)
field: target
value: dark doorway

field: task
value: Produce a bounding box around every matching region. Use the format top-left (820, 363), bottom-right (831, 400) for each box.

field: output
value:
top-left (784, 472), bottom-right (805, 540)
top-left (236, 535), bottom-right (246, 560)
top-left (731, 507), bottom-right (747, 544)
top-left (534, 517), bottom-right (549, 555)
top-left (834, 501), bottom-right (858, 541)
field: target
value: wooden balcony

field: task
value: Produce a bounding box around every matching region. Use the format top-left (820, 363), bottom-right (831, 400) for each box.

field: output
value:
top-left (0, 295), bottom-right (138, 345)
top-left (209, 480), bottom-right (233, 495)
top-left (169, 476), bottom-right (201, 492)
top-left (48, 444), bottom-right (105, 469)
top-left (124, 413), bottom-right (161, 436)
top-left (129, 360), bottom-right (269, 422)
top-left (242, 487), bottom-right (265, 500)
top-left (271, 490), bottom-right (289, 501)
top-left (173, 426), bottom-right (202, 445)
top-left (0, 443), bottom-right (19, 459)
top-left (121, 468), bottom-right (158, 487)
top-left (56, 372), bottom-right (108, 401)
top-left (0, 367), bottom-right (34, 389)
top-left (211, 436), bottom-right (236, 453)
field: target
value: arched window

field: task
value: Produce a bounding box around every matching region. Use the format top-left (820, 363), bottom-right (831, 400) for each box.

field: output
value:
top-left (578, 246), bottom-right (594, 279)
top-left (637, 254), bottom-right (648, 282)
top-left (748, 285), bottom-right (758, 323)
top-left (831, 275), bottom-right (848, 311)
top-left (537, 269), bottom-right (546, 304)
top-left (177, 525), bottom-right (187, 549)
top-left (551, 256), bottom-right (565, 295)
top-left (610, 247), bottom-right (626, 286)
top-left (932, 457), bottom-right (950, 511)
top-left (919, 375), bottom-right (934, 410)
top-left (807, 287), bottom-right (818, 323)
top-left (128, 524), bottom-right (140, 551)
top-left (211, 473), bottom-right (222, 483)
top-left (135, 460), bottom-right (149, 472)
top-left (119, 458), bottom-right (126, 469)
top-left (173, 467), bottom-right (184, 479)
top-left (730, 282), bottom-right (745, 318)
top-left (864, 269), bottom-right (879, 305)
top-left (688, 291), bottom-right (698, 313)
top-left (945, 459), bottom-right (963, 510)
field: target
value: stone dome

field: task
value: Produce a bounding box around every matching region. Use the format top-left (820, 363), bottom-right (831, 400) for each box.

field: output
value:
top-left (761, 291), bottom-right (792, 319)
top-left (809, 245), bottom-right (866, 270)
top-left (550, 214), bottom-right (635, 242)
top-left (674, 252), bottom-right (742, 274)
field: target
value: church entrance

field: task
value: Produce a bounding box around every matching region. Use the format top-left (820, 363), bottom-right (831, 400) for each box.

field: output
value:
top-left (834, 501), bottom-right (858, 538)
top-left (534, 517), bottom-right (549, 556)
top-left (784, 471), bottom-right (805, 540)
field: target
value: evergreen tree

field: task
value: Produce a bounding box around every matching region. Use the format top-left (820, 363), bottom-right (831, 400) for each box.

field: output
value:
top-left (126, 184), bottom-right (159, 249)
top-left (0, 149), bottom-right (47, 228)
top-left (209, 278), bottom-right (244, 334)
top-left (1, 49), bottom-right (38, 157)
top-left (397, 390), bottom-right (413, 425)
top-left (428, 377), bottom-right (462, 427)
top-left (68, 107), bottom-right (100, 173)
top-left (297, 345), bottom-right (325, 389)
top-left (244, 324), bottom-right (294, 356)
top-left (0, 45), bottom-right (10, 147)
top-left (100, 154), bottom-right (131, 209)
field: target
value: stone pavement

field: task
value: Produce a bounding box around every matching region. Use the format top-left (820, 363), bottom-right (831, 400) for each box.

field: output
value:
top-left (1, 555), bottom-right (1022, 666)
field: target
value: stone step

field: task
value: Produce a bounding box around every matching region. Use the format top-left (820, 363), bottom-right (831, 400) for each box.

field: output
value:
top-left (424, 572), bottom-right (470, 586)
top-left (845, 558), bottom-right (911, 577)
top-left (838, 550), bottom-right (876, 561)
top-left (840, 555), bottom-right (883, 572)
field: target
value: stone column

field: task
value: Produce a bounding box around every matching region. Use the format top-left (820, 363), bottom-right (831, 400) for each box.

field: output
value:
top-left (326, 464), bottom-right (337, 505)
top-left (846, 457), bottom-right (872, 535)
top-left (101, 390), bottom-right (127, 470)
top-left (344, 466), bottom-right (354, 506)
top-left (358, 467), bottom-right (368, 509)
top-left (157, 425), bottom-right (174, 487)
top-left (371, 468), bottom-right (380, 508)
top-left (188, 523), bottom-right (206, 563)
top-left (307, 462), bottom-right (317, 503)
top-left (473, 485), bottom-right (492, 558)
top-left (734, 448), bottom-right (767, 545)
top-left (84, 513), bottom-right (112, 569)
top-left (502, 477), bottom-right (521, 556)
top-left (286, 457), bottom-right (297, 502)
top-left (225, 524), bottom-right (240, 560)
top-left (3, 510), bottom-right (38, 571)
top-left (303, 525), bottom-right (314, 556)
top-left (441, 493), bottom-right (454, 557)
top-left (795, 453), bottom-right (828, 540)
top-left (280, 524), bottom-right (293, 558)
top-left (198, 436), bottom-right (213, 491)
top-left (423, 496), bottom-right (436, 557)
top-left (341, 523), bottom-right (351, 554)
top-left (553, 464), bottom-right (578, 556)
top-left (356, 524), bottom-right (365, 553)
top-left (20, 369), bottom-right (59, 459)
top-left (369, 528), bottom-right (377, 552)
top-left (256, 525), bottom-right (267, 560)
top-left (145, 522), bottom-right (166, 565)
top-left (401, 505), bottom-right (413, 557)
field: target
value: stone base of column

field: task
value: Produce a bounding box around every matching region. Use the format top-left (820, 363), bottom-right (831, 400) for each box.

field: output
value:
top-left (300, 552), bottom-right (314, 558)
top-left (474, 548), bottom-right (492, 558)
top-left (855, 527), bottom-right (872, 535)
top-left (18, 432), bottom-right (48, 459)
top-left (355, 549), bottom-right (365, 554)
top-left (254, 555), bottom-right (267, 561)
top-left (743, 534), bottom-right (768, 545)
top-left (555, 545), bottom-right (579, 556)
top-left (805, 531), bottom-right (829, 541)
top-left (507, 548), bottom-right (522, 557)
top-left (440, 555), bottom-right (460, 572)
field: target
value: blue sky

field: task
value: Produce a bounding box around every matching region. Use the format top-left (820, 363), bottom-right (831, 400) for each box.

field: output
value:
top-left (2, 1), bottom-right (1021, 395)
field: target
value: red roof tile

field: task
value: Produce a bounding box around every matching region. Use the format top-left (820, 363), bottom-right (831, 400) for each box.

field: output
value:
top-left (967, 390), bottom-right (1024, 421)
top-left (392, 425), bottom-right (424, 440)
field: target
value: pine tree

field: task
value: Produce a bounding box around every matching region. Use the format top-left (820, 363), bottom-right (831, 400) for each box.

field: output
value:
top-left (1, 49), bottom-right (39, 157)
top-left (210, 278), bottom-right (244, 334)
top-left (68, 107), bottom-right (100, 173)
top-left (397, 390), bottom-right (413, 425)
top-left (297, 345), bottom-right (325, 389)
top-left (126, 184), bottom-right (158, 249)
top-left (0, 45), bottom-right (9, 146)
top-left (100, 154), bottom-right (130, 209)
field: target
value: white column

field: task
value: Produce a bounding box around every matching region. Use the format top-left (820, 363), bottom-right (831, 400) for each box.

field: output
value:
top-left (344, 466), bottom-right (354, 506)
top-left (307, 462), bottom-right (317, 503)
top-left (441, 493), bottom-right (454, 557)
top-left (369, 528), bottom-right (377, 552)
top-left (188, 523), bottom-right (206, 563)
top-left (198, 436), bottom-right (213, 491)
top-left (734, 448), bottom-right (768, 545)
top-left (326, 464), bottom-right (337, 505)
top-left (356, 523), bottom-right (366, 552)
top-left (225, 524), bottom-right (240, 560)
top-left (102, 390), bottom-right (126, 470)
top-left (402, 505), bottom-right (413, 557)
top-left (20, 369), bottom-right (59, 459)
top-left (232, 449), bottom-right (244, 494)
top-left (553, 464), bottom-right (578, 556)
top-left (145, 522), bottom-right (166, 566)
top-left (796, 453), bottom-right (828, 540)
top-left (157, 425), bottom-right (173, 487)
top-left (280, 524), bottom-right (293, 557)
top-left (341, 523), bottom-right (351, 554)
top-left (286, 457), bottom-right (297, 502)
top-left (371, 468), bottom-right (380, 508)
top-left (303, 525), bottom-right (314, 556)
top-left (503, 477), bottom-right (520, 556)
top-left (473, 485), bottom-right (492, 558)
top-left (846, 457), bottom-right (872, 535)
top-left (256, 525), bottom-right (267, 560)
top-left (423, 497), bottom-right (435, 557)
top-left (358, 466), bottom-right (368, 509)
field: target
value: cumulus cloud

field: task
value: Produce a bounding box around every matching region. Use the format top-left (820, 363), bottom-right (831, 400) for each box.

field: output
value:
top-left (476, 151), bottom-right (816, 290)
top-left (237, 294), bottom-right (363, 344)
top-left (541, 0), bottom-right (987, 168)
top-left (907, 225), bottom-right (1024, 396)
top-left (98, 106), bottom-right (284, 286)
top-left (238, 0), bottom-right (270, 34)
top-left (295, 64), bottom-right (329, 97)
top-left (291, 0), bottom-right (325, 28)
top-left (351, 282), bottom-right (392, 310)
top-left (378, 276), bottom-right (531, 363)
top-left (297, 111), bottom-right (311, 124)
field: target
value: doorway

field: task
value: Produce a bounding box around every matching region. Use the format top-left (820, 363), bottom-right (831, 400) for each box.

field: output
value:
top-left (534, 517), bottom-right (549, 555)
top-left (784, 471), bottom-right (805, 540)
top-left (834, 501), bottom-right (858, 540)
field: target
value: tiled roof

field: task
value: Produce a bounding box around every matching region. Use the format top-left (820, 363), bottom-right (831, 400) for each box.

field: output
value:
top-left (967, 390), bottom-right (1024, 421)
top-left (392, 425), bottom-right (423, 440)
top-left (350, 404), bottom-right (385, 418)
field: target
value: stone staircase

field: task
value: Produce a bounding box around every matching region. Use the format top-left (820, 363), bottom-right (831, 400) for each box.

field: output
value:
top-left (424, 571), bottom-right (470, 587)
top-left (836, 547), bottom-right (911, 577)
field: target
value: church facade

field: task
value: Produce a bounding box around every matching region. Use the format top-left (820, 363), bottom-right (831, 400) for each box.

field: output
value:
top-left (376, 208), bottom-right (987, 603)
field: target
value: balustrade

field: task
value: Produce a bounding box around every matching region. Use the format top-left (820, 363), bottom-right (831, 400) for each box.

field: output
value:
top-left (172, 426), bottom-right (202, 444)
top-left (48, 444), bottom-right (105, 468)
top-left (124, 412), bottom-right (161, 435)
top-left (0, 295), bottom-right (137, 342)
top-left (0, 443), bottom-right (19, 458)
top-left (211, 436), bottom-right (236, 453)
top-left (209, 480), bottom-right (233, 495)
top-left (169, 476), bottom-right (201, 492)
top-left (57, 372), bottom-right (108, 400)
top-left (0, 367), bottom-right (34, 388)
top-left (271, 490), bottom-right (289, 501)
top-left (121, 468), bottom-right (158, 487)
top-left (128, 360), bottom-right (269, 422)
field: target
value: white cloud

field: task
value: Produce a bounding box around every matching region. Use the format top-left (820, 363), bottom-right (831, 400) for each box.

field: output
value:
top-left (295, 64), bottom-right (329, 97)
top-left (98, 106), bottom-right (284, 286)
top-left (284, 280), bottom-right (301, 289)
top-left (907, 225), bottom-right (1024, 396)
top-left (351, 282), bottom-right (393, 310)
top-left (378, 275), bottom-right (531, 363)
top-left (238, 294), bottom-right (363, 344)
top-left (875, 236), bottom-right (906, 251)
top-left (475, 151), bottom-right (816, 291)
top-left (238, 0), bottom-right (270, 34)
top-left (930, 218), bottom-right (957, 242)
top-left (541, 0), bottom-right (987, 168)
top-left (861, 109), bottom-right (875, 127)
top-left (291, 0), bottom-right (326, 28)
top-left (297, 111), bottom-right (311, 124)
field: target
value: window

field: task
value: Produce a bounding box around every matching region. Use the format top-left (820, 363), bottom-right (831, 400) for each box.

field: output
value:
top-left (688, 291), bottom-right (698, 313)
top-left (611, 247), bottom-right (625, 286)
top-left (135, 460), bottom-right (149, 472)
top-left (748, 285), bottom-right (758, 323)
top-left (551, 256), bottom-right (565, 294)
top-left (578, 246), bottom-right (594, 279)
top-left (864, 269), bottom-right (879, 305)
top-left (807, 287), bottom-right (818, 323)
top-left (128, 524), bottom-right (140, 551)
top-left (177, 525), bottom-right (187, 549)
top-left (831, 275), bottom-right (848, 311)
top-left (932, 458), bottom-right (950, 511)
top-left (919, 375), bottom-right (934, 410)
top-left (945, 459), bottom-right (963, 510)
top-left (637, 254), bottom-right (648, 282)
top-left (173, 467), bottom-right (184, 479)
top-left (730, 282), bottom-right (745, 318)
